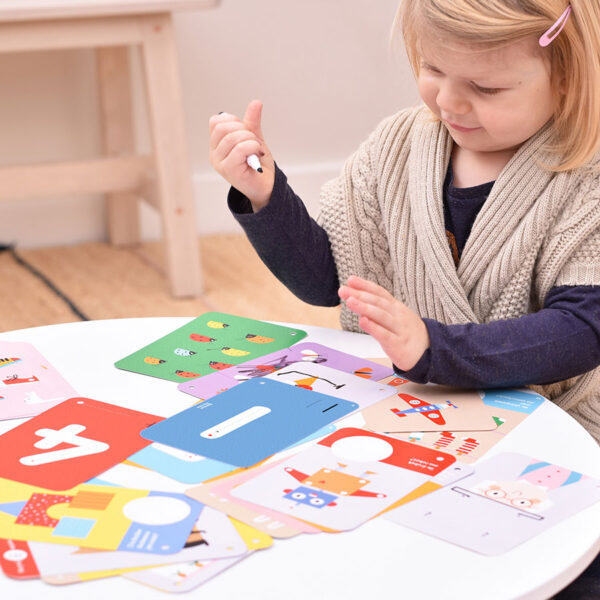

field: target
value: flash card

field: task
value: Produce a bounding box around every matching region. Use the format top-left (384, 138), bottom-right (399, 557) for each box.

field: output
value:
top-left (231, 427), bottom-right (469, 532)
top-left (123, 554), bottom-right (248, 592)
top-left (187, 458), bottom-right (323, 538)
top-left (384, 452), bottom-right (600, 555)
top-left (126, 443), bottom-right (238, 485)
top-left (141, 379), bottom-right (358, 467)
top-left (178, 342), bottom-right (395, 400)
top-left (264, 362), bottom-right (395, 410)
top-left (386, 388), bottom-right (545, 462)
top-left (0, 397), bottom-right (162, 490)
top-left (0, 505), bottom-right (249, 579)
top-left (0, 478), bottom-right (202, 554)
top-left (128, 423), bottom-right (334, 485)
top-left (0, 342), bottom-right (78, 420)
top-left (115, 312), bottom-right (307, 383)
top-left (125, 518), bottom-right (275, 592)
top-left (362, 382), bottom-right (498, 432)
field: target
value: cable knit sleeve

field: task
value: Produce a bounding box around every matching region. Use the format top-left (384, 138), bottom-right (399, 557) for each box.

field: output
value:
top-left (537, 171), bottom-right (600, 299)
top-left (318, 107), bottom-right (422, 331)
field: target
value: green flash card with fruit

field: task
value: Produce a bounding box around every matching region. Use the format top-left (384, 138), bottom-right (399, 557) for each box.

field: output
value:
top-left (115, 312), bottom-right (307, 383)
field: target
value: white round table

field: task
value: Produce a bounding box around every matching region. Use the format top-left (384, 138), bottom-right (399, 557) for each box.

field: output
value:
top-left (0, 318), bottom-right (598, 600)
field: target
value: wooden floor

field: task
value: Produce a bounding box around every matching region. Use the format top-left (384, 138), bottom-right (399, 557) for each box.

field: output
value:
top-left (0, 234), bottom-right (342, 333)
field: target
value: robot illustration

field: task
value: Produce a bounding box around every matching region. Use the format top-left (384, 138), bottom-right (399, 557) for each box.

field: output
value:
top-left (282, 465), bottom-right (386, 509)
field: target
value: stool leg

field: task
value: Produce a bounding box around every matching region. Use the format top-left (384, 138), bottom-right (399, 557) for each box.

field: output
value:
top-left (139, 13), bottom-right (203, 297)
top-left (96, 46), bottom-right (141, 247)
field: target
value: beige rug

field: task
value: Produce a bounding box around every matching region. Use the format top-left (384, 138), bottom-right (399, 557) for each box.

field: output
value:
top-left (0, 235), bottom-right (342, 333)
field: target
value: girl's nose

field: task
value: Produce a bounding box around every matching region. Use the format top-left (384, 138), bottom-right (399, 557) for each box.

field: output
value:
top-left (436, 85), bottom-right (470, 115)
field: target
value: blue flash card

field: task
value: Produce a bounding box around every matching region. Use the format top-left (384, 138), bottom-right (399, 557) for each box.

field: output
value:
top-left (141, 379), bottom-right (358, 467)
top-left (128, 424), bottom-right (336, 484)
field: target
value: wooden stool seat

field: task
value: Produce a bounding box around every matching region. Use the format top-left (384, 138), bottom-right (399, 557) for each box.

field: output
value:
top-left (0, 1), bottom-right (218, 297)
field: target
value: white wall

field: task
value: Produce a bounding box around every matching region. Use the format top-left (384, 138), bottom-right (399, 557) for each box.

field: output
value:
top-left (0, 0), bottom-right (420, 248)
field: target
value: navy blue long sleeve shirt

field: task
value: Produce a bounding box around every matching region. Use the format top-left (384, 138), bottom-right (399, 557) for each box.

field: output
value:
top-left (229, 165), bottom-right (600, 389)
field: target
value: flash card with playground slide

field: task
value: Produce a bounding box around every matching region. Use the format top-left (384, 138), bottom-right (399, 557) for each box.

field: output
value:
top-left (0, 397), bottom-right (162, 490)
top-left (114, 312), bottom-right (307, 383)
top-left (384, 452), bottom-right (600, 555)
top-left (231, 427), bottom-right (472, 532)
top-left (0, 478), bottom-right (202, 554)
top-left (263, 362), bottom-right (395, 411)
top-left (178, 342), bottom-right (395, 401)
top-left (0, 341), bottom-right (78, 420)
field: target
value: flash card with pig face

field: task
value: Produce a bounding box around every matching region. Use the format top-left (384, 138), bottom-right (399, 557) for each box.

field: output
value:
top-left (384, 452), bottom-right (600, 555)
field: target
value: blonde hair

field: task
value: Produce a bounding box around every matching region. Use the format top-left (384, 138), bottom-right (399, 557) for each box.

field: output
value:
top-left (394, 1), bottom-right (600, 172)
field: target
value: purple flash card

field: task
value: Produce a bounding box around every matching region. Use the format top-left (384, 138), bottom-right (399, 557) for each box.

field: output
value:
top-left (178, 343), bottom-right (394, 401)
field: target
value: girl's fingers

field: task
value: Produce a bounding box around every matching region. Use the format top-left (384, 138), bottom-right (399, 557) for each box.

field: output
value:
top-left (214, 129), bottom-right (261, 163)
top-left (345, 276), bottom-right (395, 301)
top-left (208, 112), bottom-right (241, 137)
top-left (357, 316), bottom-right (395, 348)
top-left (344, 295), bottom-right (398, 334)
top-left (226, 139), bottom-right (264, 170)
top-left (338, 286), bottom-right (390, 310)
top-left (210, 120), bottom-right (248, 151)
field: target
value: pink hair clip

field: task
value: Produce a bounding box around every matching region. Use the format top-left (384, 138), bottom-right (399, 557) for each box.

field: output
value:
top-left (539, 5), bottom-right (572, 47)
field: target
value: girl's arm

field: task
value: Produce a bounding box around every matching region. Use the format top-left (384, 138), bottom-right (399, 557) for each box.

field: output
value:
top-left (229, 164), bottom-right (340, 307)
top-left (342, 278), bottom-right (600, 388)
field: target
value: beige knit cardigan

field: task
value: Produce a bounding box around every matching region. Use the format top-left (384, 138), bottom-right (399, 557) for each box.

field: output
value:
top-left (319, 105), bottom-right (600, 443)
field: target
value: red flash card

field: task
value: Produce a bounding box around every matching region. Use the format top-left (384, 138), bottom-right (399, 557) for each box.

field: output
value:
top-left (0, 539), bottom-right (40, 579)
top-left (0, 398), bottom-right (162, 490)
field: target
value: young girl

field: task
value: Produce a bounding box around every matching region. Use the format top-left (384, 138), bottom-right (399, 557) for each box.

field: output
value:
top-left (208, 0), bottom-right (600, 442)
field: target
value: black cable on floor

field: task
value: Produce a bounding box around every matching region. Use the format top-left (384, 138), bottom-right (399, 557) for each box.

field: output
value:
top-left (0, 243), bottom-right (91, 322)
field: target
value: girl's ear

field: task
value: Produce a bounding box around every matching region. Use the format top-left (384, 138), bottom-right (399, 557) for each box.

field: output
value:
top-left (558, 76), bottom-right (567, 95)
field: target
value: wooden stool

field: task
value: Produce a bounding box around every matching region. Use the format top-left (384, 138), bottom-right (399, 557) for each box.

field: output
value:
top-left (0, 1), bottom-right (219, 297)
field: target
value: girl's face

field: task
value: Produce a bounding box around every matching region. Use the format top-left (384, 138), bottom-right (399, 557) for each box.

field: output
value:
top-left (417, 35), bottom-right (557, 155)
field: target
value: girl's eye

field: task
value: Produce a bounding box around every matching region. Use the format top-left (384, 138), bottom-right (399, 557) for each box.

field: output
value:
top-left (420, 62), bottom-right (442, 74)
top-left (474, 84), bottom-right (502, 95)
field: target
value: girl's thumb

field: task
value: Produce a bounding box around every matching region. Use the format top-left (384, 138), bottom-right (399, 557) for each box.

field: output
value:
top-left (243, 99), bottom-right (264, 139)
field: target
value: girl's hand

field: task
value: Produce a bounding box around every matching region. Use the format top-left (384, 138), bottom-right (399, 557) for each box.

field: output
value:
top-left (338, 275), bottom-right (430, 371)
top-left (209, 99), bottom-right (275, 211)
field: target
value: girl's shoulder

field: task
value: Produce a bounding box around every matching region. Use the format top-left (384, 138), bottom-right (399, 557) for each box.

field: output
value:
top-left (365, 104), bottom-right (436, 160)
top-left (372, 104), bottom-right (431, 137)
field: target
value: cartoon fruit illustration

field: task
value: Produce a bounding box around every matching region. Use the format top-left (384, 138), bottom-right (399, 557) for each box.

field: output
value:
top-left (209, 361), bottom-right (233, 370)
top-left (174, 348), bottom-right (196, 357)
top-left (175, 370), bottom-right (201, 378)
top-left (189, 334), bottom-right (216, 343)
top-left (144, 356), bottom-right (166, 365)
top-left (221, 347), bottom-right (250, 357)
top-left (245, 334), bottom-right (275, 344)
top-left (206, 320), bottom-right (229, 329)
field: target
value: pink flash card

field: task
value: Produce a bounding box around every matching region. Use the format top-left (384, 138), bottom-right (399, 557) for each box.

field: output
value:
top-left (0, 342), bottom-right (78, 420)
top-left (231, 427), bottom-right (471, 532)
top-left (187, 458), bottom-right (323, 538)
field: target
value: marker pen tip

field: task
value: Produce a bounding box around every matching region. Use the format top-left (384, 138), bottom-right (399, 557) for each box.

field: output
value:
top-left (257, 167), bottom-right (263, 173)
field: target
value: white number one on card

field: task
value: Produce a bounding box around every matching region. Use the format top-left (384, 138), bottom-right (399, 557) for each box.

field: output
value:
top-left (19, 424), bottom-right (109, 466)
